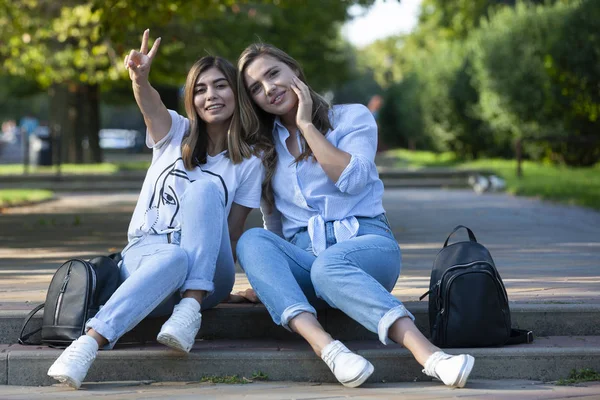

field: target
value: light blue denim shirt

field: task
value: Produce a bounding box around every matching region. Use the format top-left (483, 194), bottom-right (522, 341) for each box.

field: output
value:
top-left (269, 103), bottom-right (385, 255)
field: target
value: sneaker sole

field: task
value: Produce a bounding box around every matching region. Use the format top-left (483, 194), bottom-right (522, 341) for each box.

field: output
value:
top-left (452, 355), bottom-right (475, 388)
top-left (340, 361), bottom-right (374, 388)
top-left (157, 332), bottom-right (193, 353)
top-left (48, 373), bottom-right (81, 390)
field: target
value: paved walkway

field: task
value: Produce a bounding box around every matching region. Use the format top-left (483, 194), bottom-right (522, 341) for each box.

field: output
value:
top-left (0, 379), bottom-right (599, 399)
top-left (1, 188), bottom-right (599, 309)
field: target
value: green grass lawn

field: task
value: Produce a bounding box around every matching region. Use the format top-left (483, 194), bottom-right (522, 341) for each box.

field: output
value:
top-left (384, 149), bottom-right (600, 211)
top-left (0, 162), bottom-right (150, 175)
top-left (0, 189), bottom-right (54, 207)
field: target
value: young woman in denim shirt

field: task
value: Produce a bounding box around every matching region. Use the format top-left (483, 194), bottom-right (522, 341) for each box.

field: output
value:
top-left (235, 43), bottom-right (475, 388)
top-left (47, 30), bottom-right (263, 389)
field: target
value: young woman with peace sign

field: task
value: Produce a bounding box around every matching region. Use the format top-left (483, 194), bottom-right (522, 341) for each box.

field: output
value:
top-left (47, 30), bottom-right (263, 389)
top-left (235, 43), bottom-right (475, 388)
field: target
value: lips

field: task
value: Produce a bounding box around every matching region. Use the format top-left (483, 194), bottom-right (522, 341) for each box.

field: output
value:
top-left (205, 104), bottom-right (225, 111)
top-left (270, 90), bottom-right (286, 105)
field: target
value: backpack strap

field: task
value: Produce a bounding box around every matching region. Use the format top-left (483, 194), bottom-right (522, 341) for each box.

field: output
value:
top-left (506, 328), bottom-right (534, 345)
top-left (444, 225), bottom-right (478, 247)
top-left (18, 303), bottom-right (45, 345)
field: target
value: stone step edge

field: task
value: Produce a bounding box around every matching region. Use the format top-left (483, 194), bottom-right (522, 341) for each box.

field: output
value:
top-left (2, 302), bottom-right (599, 345)
top-left (5, 301), bottom-right (599, 317)
top-left (2, 336), bottom-right (600, 386)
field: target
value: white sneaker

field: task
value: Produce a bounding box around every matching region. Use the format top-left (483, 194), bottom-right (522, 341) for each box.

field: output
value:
top-left (320, 340), bottom-right (374, 388)
top-left (157, 297), bottom-right (201, 353)
top-left (47, 335), bottom-right (99, 389)
top-left (423, 351), bottom-right (475, 388)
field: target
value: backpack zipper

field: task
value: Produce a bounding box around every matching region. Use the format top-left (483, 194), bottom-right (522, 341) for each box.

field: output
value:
top-left (420, 260), bottom-right (495, 300)
top-left (89, 262), bottom-right (97, 298)
top-left (54, 263), bottom-right (73, 324)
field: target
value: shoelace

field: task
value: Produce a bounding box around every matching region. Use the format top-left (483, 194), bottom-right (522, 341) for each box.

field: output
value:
top-left (321, 341), bottom-right (347, 371)
top-left (63, 341), bottom-right (96, 365)
top-left (423, 351), bottom-right (451, 377)
top-left (169, 304), bottom-right (200, 328)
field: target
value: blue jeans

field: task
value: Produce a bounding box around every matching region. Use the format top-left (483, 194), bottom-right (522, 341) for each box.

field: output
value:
top-left (237, 214), bottom-right (415, 345)
top-left (86, 179), bottom-right (234, 348)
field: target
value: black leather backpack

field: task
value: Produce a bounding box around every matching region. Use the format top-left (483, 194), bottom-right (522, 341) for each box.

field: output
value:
top-left (420, 225), bottom-right (533, 348)
top-left (18, 254), bottom-right (121, 348)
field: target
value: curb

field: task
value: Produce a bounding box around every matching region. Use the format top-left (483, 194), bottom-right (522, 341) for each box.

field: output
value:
top-left (3, 337), bottom-right (600, 386)
top-left (6, 303), bottom-right (600, 346)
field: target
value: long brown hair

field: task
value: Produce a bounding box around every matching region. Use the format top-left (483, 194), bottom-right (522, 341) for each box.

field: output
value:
top-left (181, 56), bottom-right (251, 170)
top-left (237, 43), bottom-right (332, 208)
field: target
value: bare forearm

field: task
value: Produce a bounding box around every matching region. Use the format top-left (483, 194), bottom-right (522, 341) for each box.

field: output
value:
top-left (132, 81), bottom-right (170, 142)
top-left (300, 123), bottom-right (351, 182)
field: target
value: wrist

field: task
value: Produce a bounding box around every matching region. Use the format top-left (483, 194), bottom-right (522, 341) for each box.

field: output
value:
top-left (132, 79), bottom-right (151, 91)
top-left (298, 122), bottom-right (314, 136)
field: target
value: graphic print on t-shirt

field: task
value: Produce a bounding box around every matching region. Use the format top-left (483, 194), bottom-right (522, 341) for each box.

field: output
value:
top-left (138, 157), bottom-right (228, 235)
top-left (141, 157), bottom-right (190, 234)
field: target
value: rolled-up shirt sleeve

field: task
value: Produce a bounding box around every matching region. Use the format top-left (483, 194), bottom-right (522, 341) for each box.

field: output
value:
top-left (334, 105), bottom-right (379, 195)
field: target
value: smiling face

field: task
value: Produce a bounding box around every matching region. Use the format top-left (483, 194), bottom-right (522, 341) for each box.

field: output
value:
top-left (243, 55), bottom-right (299, 117)
top-left (194, 67), bottom-right (235, 125)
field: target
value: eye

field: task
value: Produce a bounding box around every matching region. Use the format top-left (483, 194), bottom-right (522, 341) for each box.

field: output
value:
top-left (195, 87), bottom-right (206, 94)
top-left (269, 69), bottom-right (279, 78)
top-left (162, 192), bottom-right (176, 205)
top-left (250, 85), bottom-right (261, 95)
top-left (216, 83), bottom-right (228, 89)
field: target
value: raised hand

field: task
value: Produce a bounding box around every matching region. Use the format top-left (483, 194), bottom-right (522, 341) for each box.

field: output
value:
top-left (124, 29), bottom-right (161, 85)
top-left (290, 76), bottom-right (313, 133)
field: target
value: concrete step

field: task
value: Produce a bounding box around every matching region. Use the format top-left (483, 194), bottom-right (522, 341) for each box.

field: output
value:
top-left (2, 336), bottom-right (600, 386)
top-left (5, 302), bottom-right (600, 346)
top-left (0, 168), bottom-right (491, 191)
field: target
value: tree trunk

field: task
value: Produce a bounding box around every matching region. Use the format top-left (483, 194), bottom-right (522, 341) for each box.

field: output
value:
top-left (48, 83), bottom-right (102, 163)
top-left (77, 84), bottom-right (102, 163)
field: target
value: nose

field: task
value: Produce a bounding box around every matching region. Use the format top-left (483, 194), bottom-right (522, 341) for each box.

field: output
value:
top-left (264, 81), bottom-right (276, 96)
top-left (206, 86), bottom-right (218, 100)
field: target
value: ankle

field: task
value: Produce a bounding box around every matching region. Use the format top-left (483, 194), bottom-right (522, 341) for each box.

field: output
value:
top-left (182, 290), bottom-right (205, 306)
top-left (179, 297), bottom-right (201, 312)
top-left (84, 331), bottom-right (105, 349)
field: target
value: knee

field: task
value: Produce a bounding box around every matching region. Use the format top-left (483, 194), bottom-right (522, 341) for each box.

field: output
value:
top-left (236, 228), bottom-right (276, 271)
top-left (310, 254), bottom-right (343, 288)
top-left (309, 257), bottom-right (329, 287)
top-left (182, 178), bottom-right (224, 207)
top-left (170, 247), bottom-right (189, 281)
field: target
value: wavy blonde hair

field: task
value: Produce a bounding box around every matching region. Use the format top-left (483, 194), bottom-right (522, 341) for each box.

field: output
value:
top-left (181, 56), bottom-right (252, 169)
top-left (237, 43), bottom-right (332, 208)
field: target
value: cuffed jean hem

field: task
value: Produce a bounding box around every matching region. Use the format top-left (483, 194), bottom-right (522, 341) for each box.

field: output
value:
top-left (377, 304), bottom-right (415, 345)
top-left (85, 317), bottom-right (119, 350)
top-left (179, 279), bottom-right (214, 296)
top-left (280, 303), bottom-right (318, 332)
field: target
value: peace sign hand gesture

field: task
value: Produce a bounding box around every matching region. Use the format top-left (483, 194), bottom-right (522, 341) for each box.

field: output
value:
top-left (124, 29), bottom-right (161, 86)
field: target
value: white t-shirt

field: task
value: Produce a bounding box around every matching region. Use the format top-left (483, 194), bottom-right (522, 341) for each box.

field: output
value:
top-left (127, 110), bottom-right (263, 243)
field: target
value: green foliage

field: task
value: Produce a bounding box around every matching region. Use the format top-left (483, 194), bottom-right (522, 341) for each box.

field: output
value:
top-left (0, 162), bottom-right (149, 175)
top-left (200, 375), bottom-right (251, 384)
top-left (0, 1), bottom-right (378, 91)
top-left (470, 0), bottom-right (600, 166)
top-left (369, 0), bottom-right (598, 167)
top-left (379, 73), bottom-right (426, 149)
top-left (556, 368), bottom-right (600, 385)
top-left (384, 148), bottom-right (600, 210)
top-left (0, 189), bottom-right (54, 207)
top-left (250, 371), bottom-right (268, 381)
